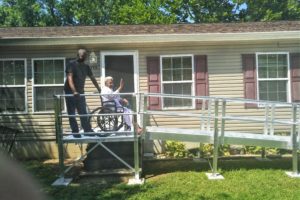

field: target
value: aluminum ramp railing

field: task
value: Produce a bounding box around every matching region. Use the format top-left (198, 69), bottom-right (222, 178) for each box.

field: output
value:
top-left (52, 92), bottom-right (300, 185)
top-left (141, 93), bottom-right (300, 179)
top-left (52, 93), bottom-right (143, 186)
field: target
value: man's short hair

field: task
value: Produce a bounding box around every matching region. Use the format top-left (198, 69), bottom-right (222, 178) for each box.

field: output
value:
top-left (105, 76), bottom-right (113, 83)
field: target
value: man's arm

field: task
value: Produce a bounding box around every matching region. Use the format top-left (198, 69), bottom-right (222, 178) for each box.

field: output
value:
top-left (116, 78), bottom-right (124, 92)
top-left (66, 73), bottom-right (79, 95)
top-left (90, 75), bottom-right (101, 93)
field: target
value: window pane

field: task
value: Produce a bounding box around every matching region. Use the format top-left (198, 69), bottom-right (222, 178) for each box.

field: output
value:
top-left (258, 55), bottom-right (268, 67)
top-left (259, 92), bottom-right (268, 101)
top-left (3, 61), bottom-right (14, 73)
top-left (259, 81), bottom-right (268, 92)
top-left (259, 80), bottom-right (287, 102)
top-left (163, 84), bottom-right (173, 94)
top-left (34, 59), bottom-right (64, 85)
top-left (163, 83), bottom-right (192, 108)
top-left (44, 60), bottom-right (53, 72)
top-left (173, 57), bottom-right (181, 69)
top-left (268, 66), bottom-right (277, 78)
top-left (55, 72), bottom-right (64, 84)
top-left (15, 73), bottom-right (24, 85)
top-left (0, 88), bottom-right (25, 112)
top-left (1, 60), bottom-right (25, 85)
top-left (34, 60), bottom-right (44, 84)
top-left (172, 69), bottom-right (182, 81)
top-left (278, 54), bottom-right (287, 66)
top-left (35, 86), bottom-right (64, 112)
top-left (182, 57), bottom-right (192, 69)
top-left (35, 73), bottom-right (44, 84)
top-left (54, 60), bottom-right (64, 72)
top-left (162, 58), bottom-right (171, 70)
top-left (44, 72), bottom-right (54, 84)
top-left (268, 81), bottom-right (277, 92)
top-left (34, 60), bottom-right (44, 73)
top-left (163, 69), bottom-right (172, 81)
top-left (183, 69), bottom-right (192, 80)
top-left (277, 66), bottom-right (287, 78)
top-left (258, 67), bottom-right (267, 78)
top-left (278, 81), bottom-right (286, 92)
top-left (0, 61), bottom-right (3, 85)
top-left (278, 92), bottom-right (287, 102)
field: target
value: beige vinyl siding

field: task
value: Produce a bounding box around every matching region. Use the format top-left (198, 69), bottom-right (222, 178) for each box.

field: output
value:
top-left (0, 41), bottom-right (299, 158)
top-left (137, 42), bottom-right (299, 134)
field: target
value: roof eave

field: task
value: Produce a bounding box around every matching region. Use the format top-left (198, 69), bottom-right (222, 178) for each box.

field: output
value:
top-left (0, 31), bottom-right (299, 46)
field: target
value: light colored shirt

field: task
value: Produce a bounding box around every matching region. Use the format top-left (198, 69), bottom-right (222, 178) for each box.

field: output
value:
top-left (101, 86), bottom-right (122, 106)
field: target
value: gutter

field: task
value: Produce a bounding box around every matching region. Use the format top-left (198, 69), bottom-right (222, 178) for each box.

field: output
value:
top-left (0, 31), bottom-right (299, 46)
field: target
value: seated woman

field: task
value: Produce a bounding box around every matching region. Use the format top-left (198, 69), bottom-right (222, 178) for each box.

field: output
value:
top-left (101, 76), bottom-right (142, 133)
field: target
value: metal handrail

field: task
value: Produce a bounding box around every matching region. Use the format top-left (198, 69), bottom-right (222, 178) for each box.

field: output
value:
top-left (147, 92), bottom-right (300, 107)
top-left (143, 93), bottom-right (300, 126)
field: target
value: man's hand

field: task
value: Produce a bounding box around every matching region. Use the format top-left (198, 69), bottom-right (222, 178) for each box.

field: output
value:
top-left (120, 98), bottom-right (129, 106)
top-left (73, 91), bottom-right (80, 98)
top-left (119, 78), bottom-right (125, 91)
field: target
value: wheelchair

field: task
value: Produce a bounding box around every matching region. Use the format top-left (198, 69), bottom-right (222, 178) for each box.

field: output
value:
top-left (89, 99), bottom-right (125, 132)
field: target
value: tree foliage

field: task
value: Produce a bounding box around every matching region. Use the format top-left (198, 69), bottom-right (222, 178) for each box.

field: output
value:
top-left (0, 0), bottom-right (299, 27)
top-left (234, 0), bottom-right (300, 21)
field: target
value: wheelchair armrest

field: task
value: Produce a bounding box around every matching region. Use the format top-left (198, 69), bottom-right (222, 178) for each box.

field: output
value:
top-left (102, 100), bottom-right (124, 113)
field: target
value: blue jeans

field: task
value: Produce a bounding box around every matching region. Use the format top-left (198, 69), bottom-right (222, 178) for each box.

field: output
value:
top-left (65, 92), bottom-right (92, 133)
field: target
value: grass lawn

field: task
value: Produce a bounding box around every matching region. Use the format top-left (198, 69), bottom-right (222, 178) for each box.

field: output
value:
top-left (21, 157), bottom-right (300, 200)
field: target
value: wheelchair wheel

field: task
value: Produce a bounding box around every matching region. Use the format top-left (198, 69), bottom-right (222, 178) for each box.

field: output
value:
top-left (89, 107), bottom-right (102, 130)
top-left (97, 107), bottom-right (123, 131)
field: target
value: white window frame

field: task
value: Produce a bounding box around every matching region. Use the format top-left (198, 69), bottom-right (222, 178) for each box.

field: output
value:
top-left (0, 58), bottom-right (27, 114)
top-left (256, 52), bottom-right (291, 106)
top-left (31, 57), bottom-right (66, 113)
top-left (160, 54), bottom-right (195, 110)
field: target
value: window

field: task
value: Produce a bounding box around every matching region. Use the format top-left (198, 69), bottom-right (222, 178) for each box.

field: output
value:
top-left (32, 58), bottom-right (65, 112)
top-left (161, 55), bottom-right (194, 109)
top-left (256, 53), bottom-right (290, 102)
top-left (0, 59), bottom-right (27, 113)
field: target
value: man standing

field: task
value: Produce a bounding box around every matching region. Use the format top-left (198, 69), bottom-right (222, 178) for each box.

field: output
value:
top-left (64, 49), bottom-right (101, 138)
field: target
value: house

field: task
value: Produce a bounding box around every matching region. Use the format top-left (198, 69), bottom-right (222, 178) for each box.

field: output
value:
top-left (0, 21), bottom-right (299, 159)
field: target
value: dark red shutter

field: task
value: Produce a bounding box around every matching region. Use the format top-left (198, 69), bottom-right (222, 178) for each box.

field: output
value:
top-left (147, 57), bottom-right (161, 110)
top-left (242, 54), bottom-right (257, 108)
top-left (290, 53), bottom-right (300, 103)
top-left (194, 55), bottom-right (209, 109)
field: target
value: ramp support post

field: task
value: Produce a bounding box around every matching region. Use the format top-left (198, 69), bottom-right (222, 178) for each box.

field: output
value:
top-left (206, 99), bottom-right (224, 180)
top-left (286, 105), bottom-right (300, 178)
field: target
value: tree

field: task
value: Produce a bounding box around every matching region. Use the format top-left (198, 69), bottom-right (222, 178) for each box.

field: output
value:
top-left (58, 0), bottom-right (117, 25)
top-left (112, 0), bottom-right (177, 24)
top-left (234, 0), bottom-right (300, 21)
top-left (0, 0), bottom-right (299, 27)
top-left (164, 0), bottom-right (240, 23)
top-left (0, 0), bottom-right (45, 26)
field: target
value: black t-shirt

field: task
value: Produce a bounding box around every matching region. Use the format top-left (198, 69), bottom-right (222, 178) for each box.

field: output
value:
top-left (64, 60), bottom-right (93, 94)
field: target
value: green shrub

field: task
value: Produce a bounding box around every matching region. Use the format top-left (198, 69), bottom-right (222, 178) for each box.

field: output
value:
top-left (165, 141), bottom-right (189, 158)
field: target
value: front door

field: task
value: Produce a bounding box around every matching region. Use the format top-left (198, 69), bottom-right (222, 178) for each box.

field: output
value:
top-left (101, 51), bottom-right (138, 94)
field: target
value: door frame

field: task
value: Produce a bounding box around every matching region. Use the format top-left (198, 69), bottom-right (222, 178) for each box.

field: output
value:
top-left (100, 50), bottom-right (139, 93)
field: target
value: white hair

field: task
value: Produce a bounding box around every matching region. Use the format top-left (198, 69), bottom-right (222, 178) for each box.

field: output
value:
top-left (105, 76), bottom-right (113, 83)
top-left (78, 49), bottom-right (87, 54)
